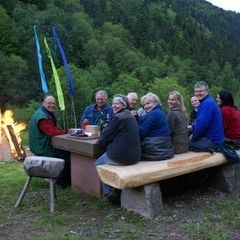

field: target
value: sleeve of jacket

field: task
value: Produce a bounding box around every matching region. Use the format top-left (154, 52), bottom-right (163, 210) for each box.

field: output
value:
top-left (168, 112), bottom-right (176, 137)
top-left (221, 107), bottom-right (229, 132)
top-left (192, 102), bottom-right (214, 140)
top-left (80, 105), bottom-right (91, 124)
top-left (39, 119), bottom-right (65, 136)
top-left (97, 116), bottom-right (119, 147)
top-left (138, 113), bottom-right (154, 139)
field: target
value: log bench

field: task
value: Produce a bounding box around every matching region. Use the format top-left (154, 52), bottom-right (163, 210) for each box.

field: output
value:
top-left (97, 151), bottom-right (240, 219)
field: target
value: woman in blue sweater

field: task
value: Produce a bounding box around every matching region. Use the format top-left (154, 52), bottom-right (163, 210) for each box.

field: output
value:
top-left (138, 92), bottom-right (174, 160)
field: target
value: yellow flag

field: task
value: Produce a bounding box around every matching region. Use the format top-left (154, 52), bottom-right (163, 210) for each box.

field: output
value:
top-left (44, 37), bottom-right (65, 111)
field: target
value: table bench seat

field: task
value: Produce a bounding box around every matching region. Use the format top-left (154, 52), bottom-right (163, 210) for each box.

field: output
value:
top-left (97, 151), bottom-right (227, 189)
top-left (97, 151), bottom-right (240, 219)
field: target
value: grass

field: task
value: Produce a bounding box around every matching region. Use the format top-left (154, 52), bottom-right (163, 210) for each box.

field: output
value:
top-left (1, 161), bottom-right (240, 239)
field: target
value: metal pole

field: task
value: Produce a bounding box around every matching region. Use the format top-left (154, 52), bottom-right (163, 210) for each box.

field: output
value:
top-left (70, 96), bottom-right (77, 128)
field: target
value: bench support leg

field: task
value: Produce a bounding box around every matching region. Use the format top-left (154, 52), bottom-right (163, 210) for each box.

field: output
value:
top-left (208, 164), bottom-right (240, 192)
top-left (15, 176), bottom-right (32, 208)
top-left (121, 183), bottom-right (163, 219)
top-left (49, 179), bottom-right (55, 213)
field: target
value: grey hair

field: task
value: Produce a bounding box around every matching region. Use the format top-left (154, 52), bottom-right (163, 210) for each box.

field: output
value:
top-left (43, 95), bottom-right (55, 103)
top-left (194, 81), bottom-right (209, 91)
top-left (95, 90), bottom-right (108, 99)
top-left (113, 96), bottom-right (128, 108)
top-left (43, 95), bottom-right (55, 101)
top-left (127, 92), bottom-right (138, 99)
top-left (141, 92), bottom-right (161, 106)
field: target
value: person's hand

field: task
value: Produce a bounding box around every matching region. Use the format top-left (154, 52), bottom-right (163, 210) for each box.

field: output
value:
top-left (187, 125), bottom-right (192, 131)
top-left (82, 119), bottom-right (89, 130)
top-left (131, 110), bottom-right (138, 116)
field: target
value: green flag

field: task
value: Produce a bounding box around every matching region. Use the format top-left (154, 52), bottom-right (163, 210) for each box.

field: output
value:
top-left (44, 37), bottom-right (65, 111)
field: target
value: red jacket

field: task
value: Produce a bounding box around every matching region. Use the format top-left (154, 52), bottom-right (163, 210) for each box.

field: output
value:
top-left (221, 106), bottom-right (240, 140)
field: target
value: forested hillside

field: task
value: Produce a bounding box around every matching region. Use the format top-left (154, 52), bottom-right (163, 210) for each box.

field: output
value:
top-left (1, 0), bottom-right (240, 118)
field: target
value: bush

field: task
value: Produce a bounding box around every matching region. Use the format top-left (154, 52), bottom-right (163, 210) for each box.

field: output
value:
top-left (13, 100), bottom-right (39, 123)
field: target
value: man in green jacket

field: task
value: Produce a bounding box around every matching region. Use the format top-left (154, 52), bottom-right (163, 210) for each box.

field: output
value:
top-left (28, 95), bottom-right (70, 187)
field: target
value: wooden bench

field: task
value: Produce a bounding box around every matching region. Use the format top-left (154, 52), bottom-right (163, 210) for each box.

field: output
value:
top-left (97, 151), bottom-right (240, 218)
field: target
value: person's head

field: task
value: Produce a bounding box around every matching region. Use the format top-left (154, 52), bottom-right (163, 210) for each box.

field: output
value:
top-left (194, 81), bottom-right (209, 101)
top-left (190, 95), bottom-right (200, 109)
top-left (127, 92), bottom-right (138, 110)
top-left (95, 90), bottom-right (108, 108)
top-left (168, 91), bottom-right (186, 111)
top-left (112, 94), bottom-right (129, 113)
top-left (217, 90), bottom-right (235, 108)
top-left (43, 95), bottom-right (56, 113)
top-left (141, 92), bottom-right (161, 112)
top-left (216, 94), bottom-right (222, 106)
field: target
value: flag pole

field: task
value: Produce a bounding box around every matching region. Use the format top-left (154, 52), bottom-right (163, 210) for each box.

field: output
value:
top-left (71, 97), bottom-right (77, 127)
top-left (43, 37), bottom-right (66, 128)
top-left (52, 26), bottom-right (77, 128)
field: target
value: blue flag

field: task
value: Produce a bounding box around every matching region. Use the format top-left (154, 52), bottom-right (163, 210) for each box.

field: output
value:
top-left (33, 25), bottom-right (48, 94)
top-left (52, 26), bottom-right (75, 97)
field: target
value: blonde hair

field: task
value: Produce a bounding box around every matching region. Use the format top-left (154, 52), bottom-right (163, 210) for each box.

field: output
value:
top-left (169, 91), bottom-right (186, 111)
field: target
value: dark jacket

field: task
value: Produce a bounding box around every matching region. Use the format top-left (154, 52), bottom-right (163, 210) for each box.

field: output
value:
top-left (28, 106), bottom-right (56, 157)
top-left (192, 95), bottom-right (224, 144)
top-left (97, 109), bottom-right (141, 165)
top-left (138, 105), bottom-right (170, 140)
top-left (138, 105), bottom-right (174, 160)
top-left (141, 137), bottom-right (174, 161)
top-left (168, 108), bottom-right (189, 154)
top-left (189, 109), bottom-right (197, 126)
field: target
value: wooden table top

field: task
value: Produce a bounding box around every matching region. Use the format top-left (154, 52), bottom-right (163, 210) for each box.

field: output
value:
top-left (52, 134), bottom-right (104, 157)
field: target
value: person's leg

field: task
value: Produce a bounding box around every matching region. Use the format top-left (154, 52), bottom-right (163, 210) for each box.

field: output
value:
top-left (54, 149), bottom-right (71, 187)
top-left (96, 153), bottom-right (120, 201)
top-left (224, 139), bottom-right (240, 150)
top-left (189, 137), bottom-right (218, 152)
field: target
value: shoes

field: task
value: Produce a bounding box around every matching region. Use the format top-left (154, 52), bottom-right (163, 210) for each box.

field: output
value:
top-left (106, 190), bottom-right (121, 205)
top-left (55, 182), bottom-right (67, 189)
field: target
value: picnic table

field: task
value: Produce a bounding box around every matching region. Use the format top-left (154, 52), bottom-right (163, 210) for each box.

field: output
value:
top-left (52, 134), bottom-right (240, 218)
top-left (52, 134), bottom-right (104, 198)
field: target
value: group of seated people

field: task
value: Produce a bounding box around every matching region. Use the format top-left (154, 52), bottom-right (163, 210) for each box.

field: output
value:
top-left (79, 82), bottom-right (240, 202)
top-left (28, 81), bottom-right (240, 196)
top-left (81, 83), bottom-right (240, 161)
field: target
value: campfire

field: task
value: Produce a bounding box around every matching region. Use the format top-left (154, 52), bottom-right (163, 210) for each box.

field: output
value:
top-left (0, 109), bottom-right (26, 161)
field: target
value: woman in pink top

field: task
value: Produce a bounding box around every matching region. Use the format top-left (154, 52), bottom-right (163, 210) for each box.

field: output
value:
top-left (216, 90), bottom-right (240, 149)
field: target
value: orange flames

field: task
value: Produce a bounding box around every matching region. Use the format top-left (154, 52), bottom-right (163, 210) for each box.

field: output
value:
top-left (0, 109), bottom-right (26, 159)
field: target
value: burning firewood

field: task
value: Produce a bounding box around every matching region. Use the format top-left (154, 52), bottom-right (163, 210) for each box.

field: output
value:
top-left (0, 109), bottom-right (26, 161)
top-left (7, 125), bottom-right (26, 161)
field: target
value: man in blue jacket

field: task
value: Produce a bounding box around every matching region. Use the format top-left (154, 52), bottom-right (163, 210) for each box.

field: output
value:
top-left (80, 90), bottom-right (113, 131)
top-left (190, 81), bottom-right (224, 152)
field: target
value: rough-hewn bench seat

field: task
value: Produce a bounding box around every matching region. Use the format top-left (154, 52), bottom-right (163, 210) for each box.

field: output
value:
top-left (15, 156), bottom-right (65, 212)
top-left (97, 151), bottom-right (240, 218)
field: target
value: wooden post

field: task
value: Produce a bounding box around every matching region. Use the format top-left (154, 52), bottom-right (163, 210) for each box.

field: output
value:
top-left (7, 125), bottom-right (26, 161)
